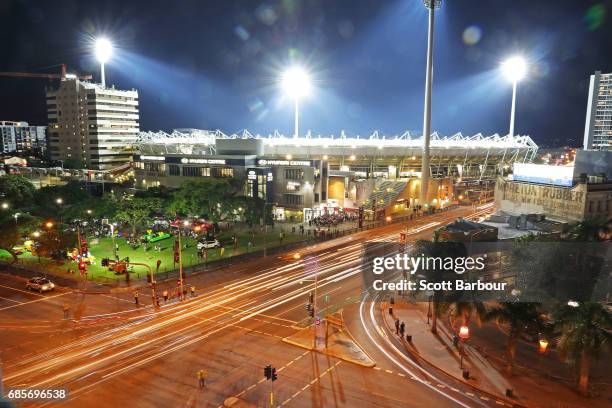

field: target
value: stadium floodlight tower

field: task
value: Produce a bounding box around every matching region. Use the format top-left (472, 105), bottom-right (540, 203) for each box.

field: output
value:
top-left (501, 56), bottom-right (527, 137)
top-left (94, 38), bottom-right (113, 87)
top-left (419, 0), bottom-right (441, 209)
top-left (281, 66), bottom-right (311, 139)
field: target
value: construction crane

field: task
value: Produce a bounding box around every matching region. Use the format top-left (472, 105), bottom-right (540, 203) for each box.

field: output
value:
top-left (0, 64), bottom-right (92, 81)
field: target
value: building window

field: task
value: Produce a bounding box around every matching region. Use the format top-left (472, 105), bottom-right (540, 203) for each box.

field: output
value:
top-left (168, 164), bottom-right (180, 176)
top-left (284, 194), bottom-right (303, 206)
top-left (284, 168), bottom-right (304, 180)
top-left (212, 167), bottom-right (234, 178)
top-left (183, 166), bottom-right (202, 177)
top-left (144, 162), bottom-right (163, 172)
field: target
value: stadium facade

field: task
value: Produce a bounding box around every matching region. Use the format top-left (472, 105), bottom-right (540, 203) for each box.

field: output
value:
top-left (134, 129), bottom-right (538, 221)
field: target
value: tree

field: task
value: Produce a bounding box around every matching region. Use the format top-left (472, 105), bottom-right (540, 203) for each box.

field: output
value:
top-left (485, 302), bottom-right (543, 375)
top-left (554, 302), bottom-right (612, 395)
top-left (566, 218), bottom-right (612, 242)
top-left (0, 221), bottom-right (21, 263)
top-left (114, 196), bottom-right (161, 238)
top-left (169, 179), bottom-right (230, 219)
top-left (0, 175), bottom-right (35, 209)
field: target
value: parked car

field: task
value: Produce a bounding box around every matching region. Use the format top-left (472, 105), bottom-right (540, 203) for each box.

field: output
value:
top-left (197, 239), bottom-right (221, 250)
top-left (26, 277), bottom-right (55, 293)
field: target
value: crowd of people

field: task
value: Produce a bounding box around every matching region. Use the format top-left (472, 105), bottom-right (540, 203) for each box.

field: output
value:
top-left (307, 212), bottom-right (358, 228)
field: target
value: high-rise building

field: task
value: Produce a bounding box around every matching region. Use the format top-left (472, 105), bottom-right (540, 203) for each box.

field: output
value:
top-left (0, 121), bottom-right (47, 155)
top-left (583, 71), bottom-right (612, 151)
top-left (46, 78), bottom-right (139, 169)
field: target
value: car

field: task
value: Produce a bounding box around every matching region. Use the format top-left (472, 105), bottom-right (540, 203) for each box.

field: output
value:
top-left (197, 239), bottom-right (221, 250)
top-left (26, 277), bottom-right (55, 293)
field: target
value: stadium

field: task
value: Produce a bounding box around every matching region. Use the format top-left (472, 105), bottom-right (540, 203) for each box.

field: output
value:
top-left (134, 129), bottom-right (538, 221)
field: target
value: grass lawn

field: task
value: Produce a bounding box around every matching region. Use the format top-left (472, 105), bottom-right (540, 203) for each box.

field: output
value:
top-left (1, 228), bottom-right (309, 283)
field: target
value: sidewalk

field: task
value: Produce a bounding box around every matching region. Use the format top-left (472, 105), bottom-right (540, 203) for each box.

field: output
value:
top-left (383, 300), bottom-right (611, 408)
top-left (383, 301), bottom-right (513, 397)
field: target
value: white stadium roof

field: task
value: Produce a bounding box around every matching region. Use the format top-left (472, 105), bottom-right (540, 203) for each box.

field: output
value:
top-left (138, 129), bottom-right (538, 162)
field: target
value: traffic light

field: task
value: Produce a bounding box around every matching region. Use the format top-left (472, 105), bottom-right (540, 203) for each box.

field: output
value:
top-left (264, 365), bottom-right (272, 380)
top-left (271, 367), bottom-right (277, 381)
top-left (306, 303), bottom-right (314, 317)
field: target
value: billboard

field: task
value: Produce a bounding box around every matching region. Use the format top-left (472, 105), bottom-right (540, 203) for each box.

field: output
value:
top-left (512, 163), bottom-right (574, 187)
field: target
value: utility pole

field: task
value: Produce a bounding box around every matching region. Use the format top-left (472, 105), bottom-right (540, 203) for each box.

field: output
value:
top-left (178, 227), bottom-right (185, 300)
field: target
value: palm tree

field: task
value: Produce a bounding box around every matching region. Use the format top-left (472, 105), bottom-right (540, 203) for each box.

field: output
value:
top-left (449, 301), bottom-right (487, 328)
top-left (554, 302), bottom-right (612, 395)
top-left (566, 217), bottom-right (611, 242)
top-left (485, 302), bottom-right (542, 375)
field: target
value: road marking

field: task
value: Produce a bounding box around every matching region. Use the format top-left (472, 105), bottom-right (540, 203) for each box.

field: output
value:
top-left (480, 396), bottom-right (490, 401)
top-left (466, 392), bottom-right (475, 397)
top-left (397, 373), bottom-right (405, 377)
top-left (436, 384), bottom-right (446, 389)
top-left (0, 292), bottom-right (71, 311)
top-left (0, 296), bottom-right (22, 304)
top-left (373, 367), bottom-right (381, 370)
top-left (280, 361), bottom-right (342, 406)
top-left (495, 401), bottom-right (505, 405)
top-left (0, 283), bottom-right (45, 297)
top-left (385, 369), bottom-right (393, 374)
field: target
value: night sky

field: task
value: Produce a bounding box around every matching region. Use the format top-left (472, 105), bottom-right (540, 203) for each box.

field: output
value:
top-left (1, 0), bottom-right (611, 147)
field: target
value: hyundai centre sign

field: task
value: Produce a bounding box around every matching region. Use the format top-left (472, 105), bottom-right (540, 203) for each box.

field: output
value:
top-left (257, 159), bottom-right (311, 166)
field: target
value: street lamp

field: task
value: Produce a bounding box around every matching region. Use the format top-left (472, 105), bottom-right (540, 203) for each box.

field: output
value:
top-left (281, 66), bottom-right (311, 139)
top-left (94, 37), bottom-right (113, 88)
top-left (419, 0), bottom-right (442, 210)
top-left (1, 202), bottom-right (8, 210)
top-left (55, 198), bottom-right (63, 205)
top-left (458, 324), bottom-right (470, 369)
top-left (501, 56), bottom-right (527, 137)
top-left (45, 221), bottom-right (54, 229)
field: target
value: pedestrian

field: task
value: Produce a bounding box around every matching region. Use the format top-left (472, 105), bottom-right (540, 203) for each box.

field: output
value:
top-left (197, 370), bottom-right (203, 389)
top-left (134, 290), bottom-right (139, 306)
top-left (200, 369), bottom-right (207, 388)
top-left (394, 318), bottom-right (400, 335)
top-left (190, 286), bottom-right (195, 297)
top-left (163, 290), bottom-right (169, 302)
top-left (247, 241), bottom-right (252, 252)
top-left (156, 259), bottom-right (162, 272)
top-left (63, 303), bottom-right (70, 320)
top-left (279, 231), bottom-right (283, 244)
top-left (400, 321), bottom-right (405, 337)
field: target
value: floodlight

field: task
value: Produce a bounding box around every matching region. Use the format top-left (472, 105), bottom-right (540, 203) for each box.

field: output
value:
top-left (281, 67), bottom-right (311, 99)
top-left (95, 38), bottom-right (113, 63)
top-left (501, 56), bottom-right (527, 83)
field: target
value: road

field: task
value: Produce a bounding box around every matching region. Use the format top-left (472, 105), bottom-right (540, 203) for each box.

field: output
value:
top-left (0, 204), bottom-right (499, 408)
